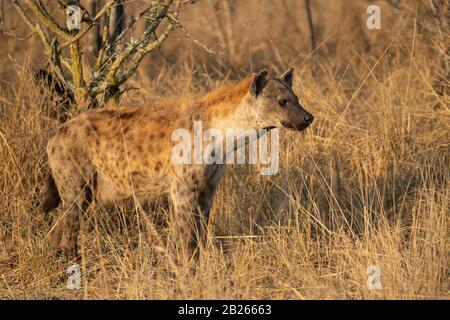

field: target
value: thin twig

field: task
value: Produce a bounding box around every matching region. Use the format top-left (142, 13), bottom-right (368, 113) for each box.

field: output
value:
top-left (23, 0), bottom-right (71, 39)
top-left (166, 13), bottom-right (222, 54)
top-left (304, 0), bottom-right (317, 74)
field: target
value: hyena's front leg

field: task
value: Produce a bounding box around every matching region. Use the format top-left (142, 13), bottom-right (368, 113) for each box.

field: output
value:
top-left (169, 166), bottom-right (223, 263)
top-left (169, 180), bottom-right (203, 263)
top-left (197, 164), bottom-right (224, 248)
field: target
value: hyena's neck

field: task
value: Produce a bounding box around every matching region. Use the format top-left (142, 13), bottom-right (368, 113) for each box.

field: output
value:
top-left (192, 78), bottom-right (262, 133)
top-left (208, 99), bottom-right (261, 132)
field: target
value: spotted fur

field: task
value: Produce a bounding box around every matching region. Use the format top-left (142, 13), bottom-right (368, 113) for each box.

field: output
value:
top-left (43, 69), bottom-right (313, 260)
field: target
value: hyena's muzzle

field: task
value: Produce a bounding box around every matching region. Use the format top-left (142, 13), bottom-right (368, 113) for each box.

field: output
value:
top-left (280, 104), bottom-right (314, 131)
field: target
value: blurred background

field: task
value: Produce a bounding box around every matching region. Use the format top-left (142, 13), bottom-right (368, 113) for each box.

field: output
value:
top-left (1, 1), bottom-right (447, 94)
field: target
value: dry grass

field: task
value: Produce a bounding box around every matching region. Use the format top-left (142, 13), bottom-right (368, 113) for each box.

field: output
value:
top-left (0, 0), bottom-right (448, 299)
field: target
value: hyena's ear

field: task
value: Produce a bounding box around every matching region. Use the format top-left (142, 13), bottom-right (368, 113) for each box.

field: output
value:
top-left (280, 68), bottom-right (294, 88)
top-left (250, 70), bottom-right (268, 97)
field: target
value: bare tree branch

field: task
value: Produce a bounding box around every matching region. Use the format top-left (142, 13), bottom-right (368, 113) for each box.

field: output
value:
top-left (304, 0), bottom-right (317, 74)
top-left (166, 13), bottom-right (221, 54)
top-left (12, 0), bottom-right (71, 91)
top-left (105, 0), bottom-right (175, 86)
top-left (12, 0), bottom-right (195, 110)
top-left (60, 0), bottom-right (116, 49)
top-left (23, 0), bottom-right (71, 39)
top-left (109, 0), bottom-right (125, 44)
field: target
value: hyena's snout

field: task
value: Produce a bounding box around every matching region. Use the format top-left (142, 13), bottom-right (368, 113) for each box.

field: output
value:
top-left (302, 110), bottom-right (314, 126)
top-left (281, 107), bottom-right (314, 131)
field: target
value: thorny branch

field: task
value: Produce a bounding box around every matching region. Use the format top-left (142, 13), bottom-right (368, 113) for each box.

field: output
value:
top-left (9, 0), bottom-right (195, 109)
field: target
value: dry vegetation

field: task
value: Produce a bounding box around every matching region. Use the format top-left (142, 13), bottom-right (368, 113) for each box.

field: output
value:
top-left (0, 0), bottom-right (448, 299)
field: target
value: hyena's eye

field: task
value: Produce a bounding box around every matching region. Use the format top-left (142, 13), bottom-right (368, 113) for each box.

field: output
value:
top-left (278, 99), bottom-right (288, 107)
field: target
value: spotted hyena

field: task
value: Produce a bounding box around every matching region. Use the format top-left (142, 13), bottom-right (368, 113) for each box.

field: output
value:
top-left (42, 69), bottom-right (314, 260)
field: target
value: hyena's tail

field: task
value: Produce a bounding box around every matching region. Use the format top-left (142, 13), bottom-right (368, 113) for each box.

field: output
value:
top-left (42, 174), bottom-right (61, 213)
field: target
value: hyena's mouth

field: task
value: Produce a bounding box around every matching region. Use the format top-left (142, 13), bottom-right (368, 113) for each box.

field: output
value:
top-left (280, 121), bottom-right (311, 131)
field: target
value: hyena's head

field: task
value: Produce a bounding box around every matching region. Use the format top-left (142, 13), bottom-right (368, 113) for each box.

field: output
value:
top-left (249, 68), bottom-right (313, 131)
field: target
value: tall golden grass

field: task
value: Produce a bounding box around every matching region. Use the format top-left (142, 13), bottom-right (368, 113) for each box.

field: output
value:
top-left (0, 0), bottom-right (448, 299)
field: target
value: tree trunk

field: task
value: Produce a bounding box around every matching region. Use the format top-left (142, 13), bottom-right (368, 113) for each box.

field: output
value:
top-left (87, 0), bottom-right (102, 57)
top-left (304, 0), bottom-right (317, 74)
top-left (110, 0), bottom-right (126, 42)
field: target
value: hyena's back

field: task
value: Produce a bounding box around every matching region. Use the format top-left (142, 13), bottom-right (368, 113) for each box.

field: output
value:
top-left (46, 106), bottom-right (178, 207)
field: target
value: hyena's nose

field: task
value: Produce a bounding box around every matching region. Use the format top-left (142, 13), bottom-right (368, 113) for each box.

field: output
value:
top-left (304, 112), bottom-right (314, 124)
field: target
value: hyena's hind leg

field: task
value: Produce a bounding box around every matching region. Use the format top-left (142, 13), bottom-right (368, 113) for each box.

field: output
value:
top-left (41, 174), bottom-right (64, 252)
top-left (60, 180), bottom-right (93, 259)
top-left (49, 162), bottom-right (95, 259)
